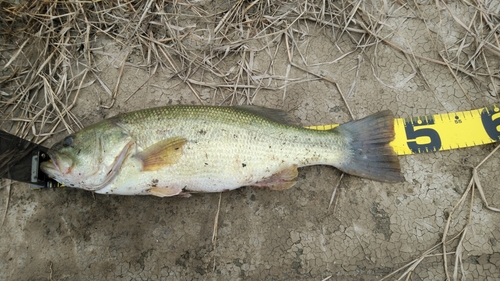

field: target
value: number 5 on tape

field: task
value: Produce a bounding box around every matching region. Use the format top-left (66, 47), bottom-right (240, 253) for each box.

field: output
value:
top-left (306, 104), bottom-right (500, 155)
top-left (391, 104), bottom-right (500, 155)
top-left (402, 117), bottom-right (441, 153)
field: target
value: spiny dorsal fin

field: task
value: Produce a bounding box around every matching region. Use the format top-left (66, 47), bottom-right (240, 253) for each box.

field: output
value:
top-left (233, 105), bottom-right (296, 125)
top-left (133, 137), bottom-right (187, 171)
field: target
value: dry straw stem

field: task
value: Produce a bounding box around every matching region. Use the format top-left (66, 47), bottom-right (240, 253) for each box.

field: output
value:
top-left (383, 144), bottom-right (500, 281)
top-left (1, 1), bottom-right (95, 140)
top-left (211, 192), bottom-right (223, 273)
top-left (1, 0), bottom-right (499, 279)
top-left (349, 0), bottom-right (499, 100)
top-left (441, 145), bottom-right (500, 280)
top-left (4, 0), bottom-right (495, 140)
top-left (441, 145), bottom-right (499, 281)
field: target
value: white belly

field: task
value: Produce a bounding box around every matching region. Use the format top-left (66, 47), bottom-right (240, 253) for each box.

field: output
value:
top-left (95, 137), bottom-right (334, 195)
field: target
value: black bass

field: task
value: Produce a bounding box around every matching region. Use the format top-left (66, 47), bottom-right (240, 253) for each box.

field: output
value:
top-left (40, 105), bottom-right (403, 197)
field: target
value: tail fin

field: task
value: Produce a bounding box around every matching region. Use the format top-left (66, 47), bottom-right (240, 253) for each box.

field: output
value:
top-left (334, 110), bottom-right (403, 182)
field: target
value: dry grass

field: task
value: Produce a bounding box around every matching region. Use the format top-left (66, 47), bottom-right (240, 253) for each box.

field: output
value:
top-left (381, 145), bottom-right (500, 281)
top-left (2, 0), bottom-right (498, 139)
top-left (1, 0), bottom-right (499, 280)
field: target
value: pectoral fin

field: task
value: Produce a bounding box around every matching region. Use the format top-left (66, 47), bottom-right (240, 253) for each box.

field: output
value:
top-left (252, 165), bottom-right (298, 191)
top-left (147, 186), bottom-right (182, 197)
top-left (134, 137), bottom-right (187, 171)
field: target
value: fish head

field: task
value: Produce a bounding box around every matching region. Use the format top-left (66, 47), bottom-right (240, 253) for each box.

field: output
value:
top-left (40, 121), bottom-right (134, 191)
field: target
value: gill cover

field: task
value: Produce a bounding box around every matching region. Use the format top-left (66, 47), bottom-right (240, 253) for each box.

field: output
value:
top-left (42, 120), bottom-right (134, 191)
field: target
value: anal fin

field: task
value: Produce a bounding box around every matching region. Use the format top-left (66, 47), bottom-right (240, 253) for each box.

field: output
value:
top-left (134, 137), bottom-right (187, 171)
top-left (147, 186), bottom-right (183, 197)
top-left (252, 165), bottom-right (298, 191)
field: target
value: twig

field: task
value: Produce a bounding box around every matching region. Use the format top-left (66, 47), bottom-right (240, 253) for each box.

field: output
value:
top-left (101, 50), bottom-right (129, 109)
top-left (328, 173), bottom-right (343, 210)
top-left (212, 192), bottom-right (223, 272)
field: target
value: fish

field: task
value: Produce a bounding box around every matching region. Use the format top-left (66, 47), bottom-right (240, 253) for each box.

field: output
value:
top-left (40, 105), bottom-right (403, 197)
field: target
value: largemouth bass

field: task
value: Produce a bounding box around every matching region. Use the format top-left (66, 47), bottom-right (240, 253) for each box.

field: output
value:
top-left (40, 105), bottom-right (403, 197)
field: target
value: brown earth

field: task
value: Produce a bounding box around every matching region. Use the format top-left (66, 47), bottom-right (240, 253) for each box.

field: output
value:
top-left (1, 1), bottom-right (499, 280)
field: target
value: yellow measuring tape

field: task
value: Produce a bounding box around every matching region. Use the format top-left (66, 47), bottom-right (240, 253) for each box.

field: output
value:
top-left (306, 104), bottom-right (500, 155)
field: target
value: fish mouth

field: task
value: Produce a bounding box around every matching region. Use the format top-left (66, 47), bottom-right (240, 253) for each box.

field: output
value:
top-left (40, 150), bottom-right (63, 175)
top-left (40, 150), bottom-right (78, 189)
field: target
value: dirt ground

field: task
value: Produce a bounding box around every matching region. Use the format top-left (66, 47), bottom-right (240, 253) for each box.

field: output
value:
top-left (1, 1), bottom-right (500, 280)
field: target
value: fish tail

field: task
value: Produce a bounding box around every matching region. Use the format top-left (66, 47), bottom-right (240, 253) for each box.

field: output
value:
top-left (334, 110), bottom-right (403, 182)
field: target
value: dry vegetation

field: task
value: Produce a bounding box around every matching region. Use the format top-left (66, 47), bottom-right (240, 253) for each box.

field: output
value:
top-left (1, 0), bottom-right (499, 280)
top-left (2, 0), bottom-right (498, 140)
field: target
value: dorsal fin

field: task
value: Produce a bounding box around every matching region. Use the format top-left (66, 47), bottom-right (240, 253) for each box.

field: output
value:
top-left (233, 105), bottom-right (296, 125)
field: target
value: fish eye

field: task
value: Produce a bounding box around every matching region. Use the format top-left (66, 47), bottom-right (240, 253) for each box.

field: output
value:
top-left (63, 136), bottom-right (73, 147)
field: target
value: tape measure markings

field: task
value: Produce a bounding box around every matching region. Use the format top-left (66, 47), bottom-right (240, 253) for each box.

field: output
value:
top-left (305, 103), bottom-right (500, 155)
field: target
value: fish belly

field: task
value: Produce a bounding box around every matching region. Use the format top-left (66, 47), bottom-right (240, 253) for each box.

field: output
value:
top-left (98, 126), bottom-right (343, 195)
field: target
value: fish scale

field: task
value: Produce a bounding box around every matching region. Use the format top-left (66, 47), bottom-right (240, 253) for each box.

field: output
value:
top-left (112, 107), bottom-right (343, 193)
top-left (41, 105), bottom-right (403, 197)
